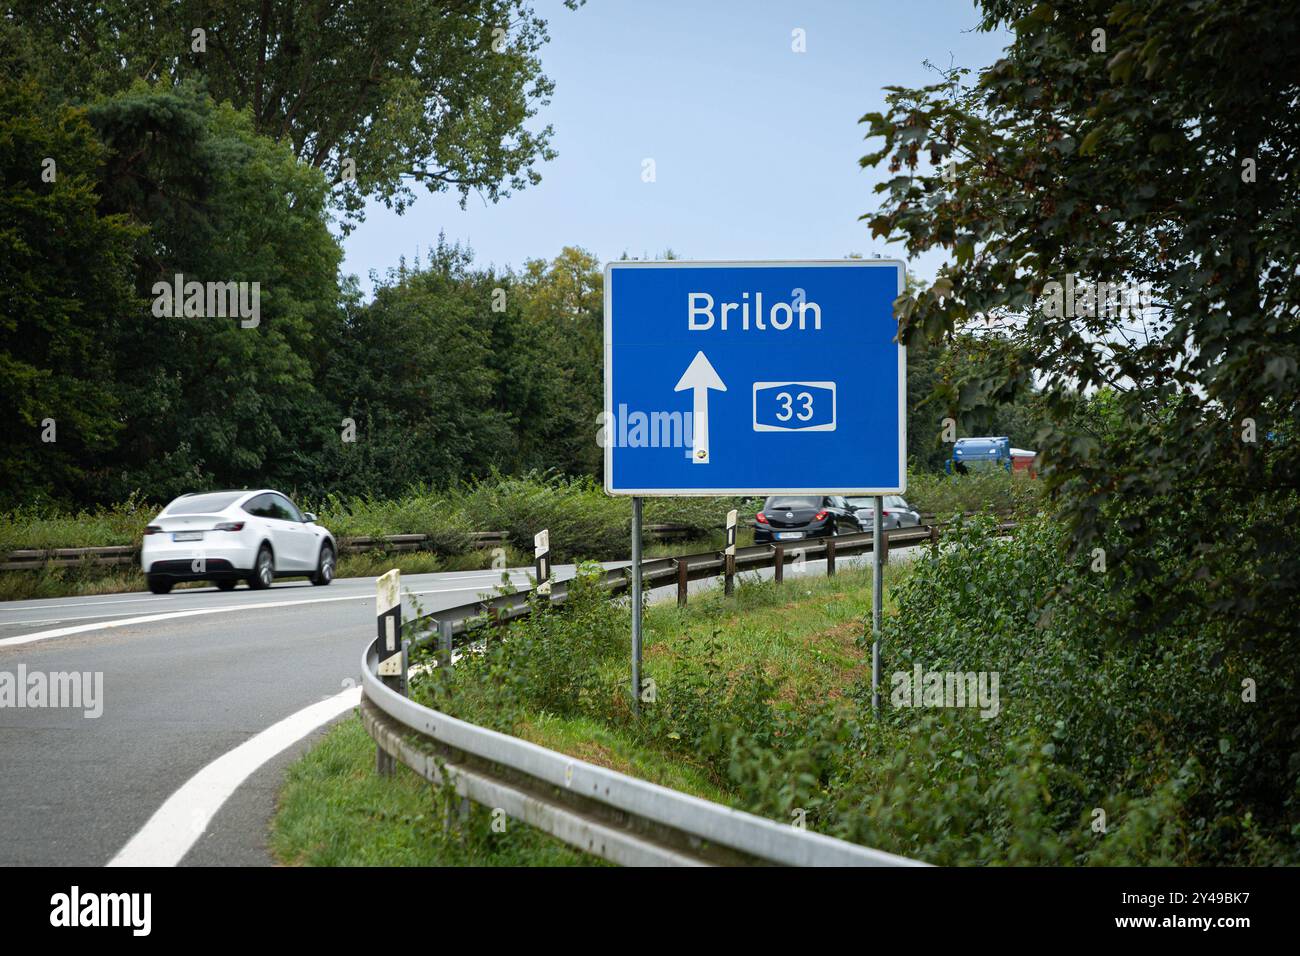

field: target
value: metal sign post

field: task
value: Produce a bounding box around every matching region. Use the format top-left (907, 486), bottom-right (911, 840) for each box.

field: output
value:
top-left (871, 495), bottom-right (883, 712)
top-left (631, 497), bottom-right (643, 716)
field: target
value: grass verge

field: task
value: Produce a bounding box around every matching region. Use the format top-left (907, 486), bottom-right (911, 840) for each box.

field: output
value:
top-left (269, 562), bottom-right (900, 865)
top-left (270, 716), bottom-right (598, 866)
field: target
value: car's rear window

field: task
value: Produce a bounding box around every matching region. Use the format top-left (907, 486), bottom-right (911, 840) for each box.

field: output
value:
top-left (165, 493), bottom-right (243, 515)
top-left (765, 496), bottom-right (820, 509)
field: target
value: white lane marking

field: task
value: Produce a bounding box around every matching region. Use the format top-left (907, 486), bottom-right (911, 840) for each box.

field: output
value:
top-left (106, 686), bottom-right (362, 867)
top-left (4, 568), bottom-right (531, 614)
top-left (3, 610), bottom-right (182, 627)
top-left (0, 580), bottom-right (539, 649)
top-left (0, 595), bottom-right (366, 648)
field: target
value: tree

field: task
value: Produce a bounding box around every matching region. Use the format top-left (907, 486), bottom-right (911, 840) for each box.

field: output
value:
top-left (509, 246), bottom-right (604, 477)
top-left (0, 27), bottom-right (143, 505)
top-left (85, 83), bottom-right (342, 501)
top-left (860, 1), bottom-right (1300, 649)
top-left (10, 0), bottom-right (580, 226)
top-left (315, 238), bottom-right (514, 498)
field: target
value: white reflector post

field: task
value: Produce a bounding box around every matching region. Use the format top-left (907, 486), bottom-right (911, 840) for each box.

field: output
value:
top-left (376, 569), bottom-right (401, 677)
top-left (534, 529), bottom-right (551, 596)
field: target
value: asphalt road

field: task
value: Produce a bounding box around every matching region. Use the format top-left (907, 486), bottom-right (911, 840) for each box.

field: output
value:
top-left (0, 547), bottom-right (913, 866)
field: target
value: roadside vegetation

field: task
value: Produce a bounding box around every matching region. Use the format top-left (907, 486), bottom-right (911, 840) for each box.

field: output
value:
top-left (271, 557), bottom-right (904, 866)
top-left (0, 468), bottom-right (1036, 553)
top-left (271, 717), bottom-right (597, 867)
top-left (420, 534), bottom-right (1296, 864)
top-left (0, 469), bottom-right (1038, 600)
top-left (277, 508), bottom-right (1297, 866)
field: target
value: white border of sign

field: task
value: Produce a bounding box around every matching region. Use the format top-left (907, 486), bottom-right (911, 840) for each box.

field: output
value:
top-left (603, 259), bottom-right (906, 496)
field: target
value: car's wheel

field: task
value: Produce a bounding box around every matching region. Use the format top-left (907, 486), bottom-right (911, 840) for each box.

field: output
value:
top-left (248, 545), bottom-right (274, 590)
top-left (216, 579), bottom-right (238, 591)
top-left (310, 544), bottom-right (335, 586)
top-left (147, 575), bottom-right (173, 595)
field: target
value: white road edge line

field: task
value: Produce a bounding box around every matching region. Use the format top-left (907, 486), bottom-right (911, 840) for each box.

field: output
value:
top-left (7, 567), bottom-right (531, 614)
top-left (107, 685), bottom-right (363, 867)
top-left (0, 582), bottom-right (535, 649)
top-left (0, 595), bottom-right (365, 649)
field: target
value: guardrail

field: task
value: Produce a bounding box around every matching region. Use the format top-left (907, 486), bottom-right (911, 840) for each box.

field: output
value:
top-left (358, 523), bottom-right (1000, 866)
top-left (0, 523), bottom-right (698, 571)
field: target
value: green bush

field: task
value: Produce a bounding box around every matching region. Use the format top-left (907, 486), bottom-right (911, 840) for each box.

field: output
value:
top-left (0, 491), bottom-right (157, 552)
top-left (824, 515), bottom-right (1299, 865)
top-left (307, 487), bottom-right (473, 555)
top-left (411, 560), bottom-right (626, 729)
top-left (456, 472), bottom-right (628, 562)
top-left (414, 513), bottom-right (1298, 866)
top-left (904, 467), bottom-right (1042, 519)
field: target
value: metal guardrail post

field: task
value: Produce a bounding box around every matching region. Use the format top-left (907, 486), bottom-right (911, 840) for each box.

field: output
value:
top-left (773, 544), bottom-right (784, 584)
top-left (438, 618), bottom-right (453, 673)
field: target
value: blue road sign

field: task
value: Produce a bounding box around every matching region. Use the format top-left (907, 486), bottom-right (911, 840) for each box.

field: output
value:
top-left (603, 260), bottom-right (905, 495)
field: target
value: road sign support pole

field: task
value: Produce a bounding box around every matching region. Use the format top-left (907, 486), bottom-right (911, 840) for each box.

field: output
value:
top-left (631, 496), bottom-right (643, 717)
top-left (871, 495), bottom-right (883, 712)
top-left (438, 618), bottom-right (453, 677)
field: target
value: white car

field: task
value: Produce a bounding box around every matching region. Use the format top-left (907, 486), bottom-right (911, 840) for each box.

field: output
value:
top-left (141, 490), bottom-right (336, 594)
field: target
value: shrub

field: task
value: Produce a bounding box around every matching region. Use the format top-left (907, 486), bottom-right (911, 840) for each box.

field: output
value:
top-left (904, 467), bottom-right (1042, 519)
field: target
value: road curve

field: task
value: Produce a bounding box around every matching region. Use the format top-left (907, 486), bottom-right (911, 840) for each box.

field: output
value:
top-left (0, 548), bottom-right (911, 866)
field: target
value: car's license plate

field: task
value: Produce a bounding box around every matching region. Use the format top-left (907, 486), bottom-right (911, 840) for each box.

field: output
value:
top-left (172, 531), bottom-right (203, 542)
top-left (776, 531), bottom-right (804, 540)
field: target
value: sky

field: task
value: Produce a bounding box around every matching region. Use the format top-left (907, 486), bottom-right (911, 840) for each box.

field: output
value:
top-left (339, 0), bottom-right (1011, 292)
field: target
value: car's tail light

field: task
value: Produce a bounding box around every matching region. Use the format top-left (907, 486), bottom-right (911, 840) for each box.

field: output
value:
top-left (144, 525), bottom-right (162, 535)
top-left (755, 512), bottom-right (769, 524)
top-left (881, 510), bottom-right (891, 516)
top-left (215, 521), bottom-right (245, 532)
top-left (814, 509), bottom-right (828, 521)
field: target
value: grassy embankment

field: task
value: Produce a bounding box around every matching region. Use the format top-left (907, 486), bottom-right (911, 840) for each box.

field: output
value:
top-left (277, 505), bottom-right (1298, 867)
top-left (270, 562), bottom-right (898, 866)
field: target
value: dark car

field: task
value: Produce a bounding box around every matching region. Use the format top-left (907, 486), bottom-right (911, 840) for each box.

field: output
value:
top-left (753, 495), bottom-right (861, 543)
top-left (846, 494), bottom-right (922, 531)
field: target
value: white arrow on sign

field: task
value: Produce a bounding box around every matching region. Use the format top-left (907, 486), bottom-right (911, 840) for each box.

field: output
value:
top-left (674, 350), bottom-right (726, 464)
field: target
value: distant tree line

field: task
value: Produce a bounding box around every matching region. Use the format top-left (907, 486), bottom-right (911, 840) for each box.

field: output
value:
top-left (0, 4), bottom-right (602, 509)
